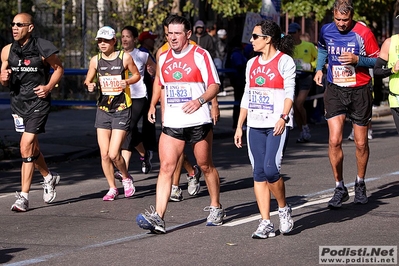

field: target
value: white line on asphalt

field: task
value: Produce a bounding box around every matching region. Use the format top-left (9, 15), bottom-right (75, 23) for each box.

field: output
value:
top-left (223, 192), bottom-right (355, 227)
top-left (222, 171), bottom-right (399, 227)
top-left (4, 171), bottom-right (399, 265)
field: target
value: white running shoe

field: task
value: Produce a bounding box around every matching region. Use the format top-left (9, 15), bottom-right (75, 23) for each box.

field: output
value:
top-left (368, 129), bottom-right (373, 140)
top-left (170, 186), bottom-right (183, 202)
top-left (347, 129), bottom-right (354, 141)
top-left (187, 165), bottom-right (202, 196)
top-left (42, 172), bottom-right (60, 203)
top-left (252, 220), bottom-right (276, 239)
top-left (11, 192), bottom-right (29, 212)
top-left (278, 206), bottom-right (294, 234)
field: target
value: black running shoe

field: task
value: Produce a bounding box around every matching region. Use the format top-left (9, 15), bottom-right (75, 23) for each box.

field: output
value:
top-left (353, 181), bottom-right (368, 204)
top-left (328, 186), bottom-right (349, 208)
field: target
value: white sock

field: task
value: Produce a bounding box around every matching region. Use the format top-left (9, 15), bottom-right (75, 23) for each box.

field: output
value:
top-left (43, 172), bottom-right (52, 182)
top-left (356, 176), bottom-right (364, 183)
top-left (262, 219), bottom-right (271, 224)
top-left (278, 205), bottom-right (288, 212)
top-left (21, 192), bottom-right (29, 200)
top-left (336, 181), bottom-right (344, 188)
top-left (172, 185), bottom-right (179, 189)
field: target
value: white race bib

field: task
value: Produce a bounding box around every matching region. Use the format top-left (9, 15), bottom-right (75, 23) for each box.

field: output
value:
top-left (332, 65), bottom-right (356, 87)
top-left (248, 88), bottom-right (274, 113)
top-left (166, 84), bottom-right (192, 106)
top-left (12, 114), bottom-right (25, 132)
top-left (99, 75), bottom-right (123, 95)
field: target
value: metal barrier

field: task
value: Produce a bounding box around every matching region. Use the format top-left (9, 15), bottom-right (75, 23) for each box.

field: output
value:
top-left (0, 68), bottom-right (323, 107)
top-left (0, 68), bottom-right (241, 107)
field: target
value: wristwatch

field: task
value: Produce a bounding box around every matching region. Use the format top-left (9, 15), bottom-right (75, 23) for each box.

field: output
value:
top-left (198, 97), bottom-right (206, 106)
top-left (280, 114), bottom-right (290, 123)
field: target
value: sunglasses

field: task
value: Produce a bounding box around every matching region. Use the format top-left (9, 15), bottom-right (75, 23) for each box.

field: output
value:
top-left (11, 22), bottom-right (31, 27)
top-left (97, 38), bottom-right (113, 43)
top-left (252, 33), bottom-right (270, 40)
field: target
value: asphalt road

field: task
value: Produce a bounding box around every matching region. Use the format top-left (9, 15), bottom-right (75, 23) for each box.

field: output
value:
top-left (1, 114), bottom-right (398, 266)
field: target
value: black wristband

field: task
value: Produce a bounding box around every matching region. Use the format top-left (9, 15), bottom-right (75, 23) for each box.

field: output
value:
top-left (374, 57), bottom-right (393, 78)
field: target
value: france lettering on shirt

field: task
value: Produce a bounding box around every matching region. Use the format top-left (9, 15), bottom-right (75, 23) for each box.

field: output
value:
top-left (328, 46), bottom-right (355, 55)
top-left (320, 21), bottom-right (378, 87)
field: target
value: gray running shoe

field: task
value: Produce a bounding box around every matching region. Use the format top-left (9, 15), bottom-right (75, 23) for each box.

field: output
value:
top-left (328, 186), bottom-right (349, 208)
top-left (136, 206), bottom-right (166, 234)
top-left (252, 220), bottom-right (276, 239)
top-left (187, 165), bottom-right (202, 196)
top-left (11, 192), bottom-right (29, 212)
top-left (204, 205), bottom-right (226, 226)
top-left (354, 181), bottom-right (368, 204)
top-left (170, 186), bottom-right (183, 202)
top-left (114, 170), bottom-right (123, 182)
top-left (296, 132), bottom-right (309, 143)
top-left (279, 206), bottom-right (294, 234)
top-left (302, 126), bottom-right (311, 141)
top-left (42, 172), bottom-right (60, 203)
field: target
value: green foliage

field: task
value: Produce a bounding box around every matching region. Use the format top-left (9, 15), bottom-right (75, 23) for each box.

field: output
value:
top-left (182, 1), bottom-right (196, 18)
top-left (202, 0), bottom-right (261, 18)
top-left (114, 0), bottom-right (173, 33)
top-left (282, 0), bottom-right (395, 25)
top-left (0, 0), bottom-right (35, 32)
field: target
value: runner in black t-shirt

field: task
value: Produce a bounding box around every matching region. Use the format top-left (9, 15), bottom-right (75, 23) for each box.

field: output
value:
top-left (1, 13), bottom-right (64, 212)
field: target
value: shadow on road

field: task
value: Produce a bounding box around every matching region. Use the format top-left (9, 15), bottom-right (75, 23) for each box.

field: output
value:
top-left (288, 181), bottom-right (399, 235)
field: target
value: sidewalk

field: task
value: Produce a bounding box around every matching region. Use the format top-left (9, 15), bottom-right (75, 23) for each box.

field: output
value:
top-left (0, 96), bottom-right (237, 170)
top-left (0, 90), bottom-right (392, 170)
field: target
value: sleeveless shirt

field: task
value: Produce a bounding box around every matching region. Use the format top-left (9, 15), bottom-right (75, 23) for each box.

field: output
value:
top-left (387, 35), bottom-right (399, 108)
top-left (96, 51), bottom-right (132, 112)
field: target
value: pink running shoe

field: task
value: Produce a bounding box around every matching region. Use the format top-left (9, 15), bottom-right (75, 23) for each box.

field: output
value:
top-left (122, 175), bottom-right (135, 198)
top-left (103, 188), bottom-right (119, 201)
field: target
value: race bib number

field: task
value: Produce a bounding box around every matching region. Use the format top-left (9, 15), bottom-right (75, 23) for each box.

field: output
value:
top-left (332, 65), bottom-right (356, 87)
top-left (248, 88), bottom-right (274, 114)
top-left (99, 75), bottom-right (123, 95)
top-left (12, 114), bottom-right (25, 132)
top-left (166, 84), bottom-right (192, 105)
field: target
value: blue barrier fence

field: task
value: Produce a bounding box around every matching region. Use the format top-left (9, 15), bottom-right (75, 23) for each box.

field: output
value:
top-left (0, 68), bottom-right (239, 107)
top-left (0, 68), bottom-right (324, 107)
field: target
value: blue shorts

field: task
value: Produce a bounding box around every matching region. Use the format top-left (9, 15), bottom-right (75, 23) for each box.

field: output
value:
top-left (247, 127), bottom-right (288, 183)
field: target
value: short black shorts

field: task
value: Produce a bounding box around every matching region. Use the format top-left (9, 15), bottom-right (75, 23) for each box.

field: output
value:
top-left (14, 113), bottom-right (48, 134)
top-left (324, 82), bottom-right (372, 126)
top-left (295, 73), bottom-right (313, 94)
top-left (162, 123), bottom-right (213, 144)
top-left (94, 107), bottom-right (131, 131)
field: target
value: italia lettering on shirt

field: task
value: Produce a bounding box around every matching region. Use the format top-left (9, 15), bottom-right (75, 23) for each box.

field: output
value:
top-left (164, 61), bottom-right (192, 75)
top-left (161, 47), bottom-right (203, 83)
top-left (249, 53), bottom-right (284, 88)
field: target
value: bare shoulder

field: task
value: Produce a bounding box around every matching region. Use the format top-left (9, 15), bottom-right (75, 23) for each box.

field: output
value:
top-left (1, 44), bottom-right (11, 61)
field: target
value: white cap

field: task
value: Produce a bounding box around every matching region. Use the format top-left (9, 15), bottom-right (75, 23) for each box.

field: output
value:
top-left (95, 26), bottom-right (116, 40)
top-left (217, 29), bottom-right (227, 38)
